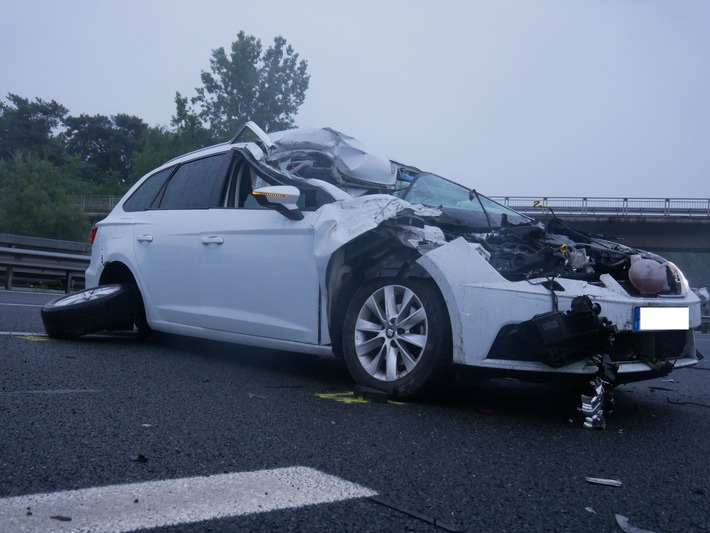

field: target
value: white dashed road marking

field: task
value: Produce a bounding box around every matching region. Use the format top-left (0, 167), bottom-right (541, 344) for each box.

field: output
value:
top-left (0, 467), bottom-right (377, 532)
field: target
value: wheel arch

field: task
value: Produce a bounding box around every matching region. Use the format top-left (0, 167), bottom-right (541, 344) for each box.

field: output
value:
top-left (99, 261), bottom-right (138, 287)
top-left (97, 261), bottom-right (149, 332)
top-left (324, 230), bottom-right (436, 357)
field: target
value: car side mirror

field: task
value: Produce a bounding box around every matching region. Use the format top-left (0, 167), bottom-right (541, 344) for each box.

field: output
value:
top-left (252, 185), bottom-right (304, 220)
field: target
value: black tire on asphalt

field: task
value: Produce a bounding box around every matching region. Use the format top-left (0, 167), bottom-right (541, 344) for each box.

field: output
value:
top-left (342, 277), bottom-right (453, 399)
top-left (41, 284), bottom-right (135, 339)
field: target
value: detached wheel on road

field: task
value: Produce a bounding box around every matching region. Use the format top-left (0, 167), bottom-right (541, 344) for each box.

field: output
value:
top-left (342, 277), bottom-right (453, 399)
top-left (41, 284), bottom-right (135, 339)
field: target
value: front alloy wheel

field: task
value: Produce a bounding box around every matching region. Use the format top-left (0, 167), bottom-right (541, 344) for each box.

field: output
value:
top-left (342, 278), bottom-right (452, 398)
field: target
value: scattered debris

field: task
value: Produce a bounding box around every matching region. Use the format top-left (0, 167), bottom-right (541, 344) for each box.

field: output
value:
top-left (615, 514), bottom-right (656, 533)
top-left (131, 454), bottom-right (148, 463)
top-left (50, 515), bottom-right (72, 522)
top-left (581, 380), bottom-right (607, 429)
top-left (585, 477), bottom-right (622, 487)
top-left (141, 423), bottom-right (152, 427)
top-left (369, 495), bottom-right (465, 532)
top-left (248, 392), bottom-right (267, 399)
top-left (667, 398), bottom-right (710, 409)
top-left (585, 506), bottom-right (597, 514)
top-left (580, 354), bottom-right (617, 429)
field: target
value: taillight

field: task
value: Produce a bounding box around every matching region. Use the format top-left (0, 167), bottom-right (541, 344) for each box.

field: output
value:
top-left (90, 225), bottom-right (98, 244)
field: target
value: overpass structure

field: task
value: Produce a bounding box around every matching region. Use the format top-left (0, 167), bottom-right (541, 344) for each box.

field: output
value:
top-left (489, 197), bottom-right (710, 253)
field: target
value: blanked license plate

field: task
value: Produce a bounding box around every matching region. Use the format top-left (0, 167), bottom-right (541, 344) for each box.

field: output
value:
top-left (633, 307), bottom-right (689, 331)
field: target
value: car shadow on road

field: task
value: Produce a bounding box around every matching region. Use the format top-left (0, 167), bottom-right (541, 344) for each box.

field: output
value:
top-left (74, 330), bottom-right (694, 429)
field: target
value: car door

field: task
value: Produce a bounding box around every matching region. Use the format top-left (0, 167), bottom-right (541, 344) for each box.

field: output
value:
top-left (195, 159), bottom-right (322, 344)
top-left (132, 152), bottom-right (231, 326)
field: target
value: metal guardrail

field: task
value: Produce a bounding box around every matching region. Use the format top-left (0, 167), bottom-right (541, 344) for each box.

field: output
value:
top-left (490, 197), bottom-right (710, 217)
top-left (0, 233), bottom-right (90, 293)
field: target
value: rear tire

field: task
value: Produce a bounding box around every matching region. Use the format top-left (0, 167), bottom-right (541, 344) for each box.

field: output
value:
top-left (342, 277), bottom-right (453, 399)
top-left (41, 284), bottom-right (135, 339)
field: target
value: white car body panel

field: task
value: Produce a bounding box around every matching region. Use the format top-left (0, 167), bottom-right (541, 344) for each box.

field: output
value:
top-left (195, 209), bottom-right (320, 343)
top-left (133, 211), bottom-right (202, 325)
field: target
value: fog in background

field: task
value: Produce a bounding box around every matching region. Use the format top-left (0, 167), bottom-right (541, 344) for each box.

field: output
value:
top-left (2, 0), bottom-right (708, 197)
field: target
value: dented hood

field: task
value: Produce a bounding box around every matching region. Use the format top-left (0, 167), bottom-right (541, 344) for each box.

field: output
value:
top-left (266, 127), bottom-right (398, 189)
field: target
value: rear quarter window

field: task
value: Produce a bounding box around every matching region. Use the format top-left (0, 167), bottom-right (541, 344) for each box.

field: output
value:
top-left (122, 167), bottom-right (173, 212)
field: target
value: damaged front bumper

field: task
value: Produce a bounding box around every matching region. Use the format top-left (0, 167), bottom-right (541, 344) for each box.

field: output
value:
top-left (418, 238), bottom-right (701, 380)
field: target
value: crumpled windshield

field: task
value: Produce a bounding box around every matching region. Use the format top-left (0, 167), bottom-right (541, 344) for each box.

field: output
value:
top-left (392, 171), bottom-right (530, 227)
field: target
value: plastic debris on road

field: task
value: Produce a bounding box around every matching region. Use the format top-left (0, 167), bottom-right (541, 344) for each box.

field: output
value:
top-left (615, 514), bottom-right (656, 533)
top-left (585, 477), bottom-right (622, 487)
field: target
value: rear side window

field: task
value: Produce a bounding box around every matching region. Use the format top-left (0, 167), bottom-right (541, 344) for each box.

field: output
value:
top-left (159, 153), bottom-right (231, 210)
top-left (122, 167), bottom-right (173, 212)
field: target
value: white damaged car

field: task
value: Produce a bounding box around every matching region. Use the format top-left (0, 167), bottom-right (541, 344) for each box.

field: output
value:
top-left (42, 123), bottom-right (702, 410)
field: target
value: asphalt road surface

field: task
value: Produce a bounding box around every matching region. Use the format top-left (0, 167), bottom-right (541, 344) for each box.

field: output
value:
top-left (1, 289), bottom-right (709, 532)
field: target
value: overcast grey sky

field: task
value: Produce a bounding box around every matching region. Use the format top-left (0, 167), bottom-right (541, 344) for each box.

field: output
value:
top-left (2, 0), bottom-right (708, 198)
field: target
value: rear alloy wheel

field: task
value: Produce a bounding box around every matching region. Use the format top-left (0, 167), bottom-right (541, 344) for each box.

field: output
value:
top-left (342, 278), bottom-right (452, 399)
top-left (41, 284), bottom-right (135, 339)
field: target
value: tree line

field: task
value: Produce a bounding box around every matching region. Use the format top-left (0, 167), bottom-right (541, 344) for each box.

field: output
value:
top-left (0, 31), bottom-right (310, 241)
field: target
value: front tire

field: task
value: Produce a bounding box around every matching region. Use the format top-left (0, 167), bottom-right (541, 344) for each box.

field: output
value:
top-left (41, 284), bottom-right (135, 339)
top-left (342, 277), bottom-right (453, 399)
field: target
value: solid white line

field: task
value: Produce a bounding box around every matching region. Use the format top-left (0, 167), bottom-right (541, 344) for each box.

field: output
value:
top-left (0, 332), bottom-right (47, 336)
top-left (0, 467), bottom-right (377, 533)
top-left (0, 303), bottom-right (43, 308)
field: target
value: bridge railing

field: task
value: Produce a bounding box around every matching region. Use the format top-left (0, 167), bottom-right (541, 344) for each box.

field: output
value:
top-left (74, 196), bottom-right (120, 214)
top-left (490, 197), bottom-right (710, 217)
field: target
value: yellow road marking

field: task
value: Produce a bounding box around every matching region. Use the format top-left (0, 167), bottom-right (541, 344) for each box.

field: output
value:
top-left (316, 392), bottom-right (370, 404)
top-left (315, 391), bottom-right (404, 405)
top-left (19, 335), bottom-right (49, 342)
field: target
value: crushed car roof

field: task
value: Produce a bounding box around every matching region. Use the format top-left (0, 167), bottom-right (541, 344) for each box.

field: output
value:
top-left (266, 127), bottom-right (398, 189)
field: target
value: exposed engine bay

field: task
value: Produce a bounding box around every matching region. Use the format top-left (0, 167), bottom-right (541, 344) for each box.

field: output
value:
top-left (426, 207), bottom-right (684, 297)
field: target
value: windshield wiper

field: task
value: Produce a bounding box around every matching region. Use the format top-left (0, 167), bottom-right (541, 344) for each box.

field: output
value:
top-left (469, 189), bottom-right (493, 234)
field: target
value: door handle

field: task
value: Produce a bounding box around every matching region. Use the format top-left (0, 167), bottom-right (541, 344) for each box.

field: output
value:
top-left (201, 236), bottom-right (224, 245)
top-left (136, 234), bottom-right (153, 242)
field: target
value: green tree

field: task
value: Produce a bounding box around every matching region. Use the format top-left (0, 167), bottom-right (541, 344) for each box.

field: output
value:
top-left (61, 113), bottom-right (148, 193)
top-left (0, 94), bottom-right (67, 162)
top-left (171, 92), bottom-right (215, 150)
top-left (0, 154), bottom-right (90, 241)
top-left (187, 31), bottom-right (310, 140)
